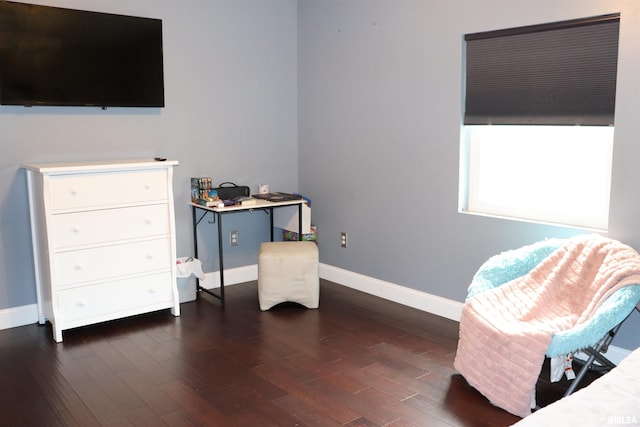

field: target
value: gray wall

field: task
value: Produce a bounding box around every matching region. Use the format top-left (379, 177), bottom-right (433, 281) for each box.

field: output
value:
top-left (297, 0), bottom-right (640, 350)
top-left (1, 0), bottom-right (639, 350)
top-left (1, 0), bottom-right (298, 306)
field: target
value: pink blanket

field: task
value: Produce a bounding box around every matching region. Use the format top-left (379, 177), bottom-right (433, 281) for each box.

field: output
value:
top-left (454, 234), bottom-right (640, 418)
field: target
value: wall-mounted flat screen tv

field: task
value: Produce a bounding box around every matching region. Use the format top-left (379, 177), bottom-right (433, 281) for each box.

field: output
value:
top-left (0, 1), bottom-right (164, 108)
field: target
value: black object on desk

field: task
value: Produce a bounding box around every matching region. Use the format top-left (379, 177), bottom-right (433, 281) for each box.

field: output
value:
top-left (252, 192), bottom-right (302, 202)
top-left (190, 198), bottom-right (305, 305)
top-left (212, 182), bottom-right (250, 200)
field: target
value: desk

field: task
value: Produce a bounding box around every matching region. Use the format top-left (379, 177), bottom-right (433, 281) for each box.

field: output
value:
top-left (190, 199), bottom-right (305, 304)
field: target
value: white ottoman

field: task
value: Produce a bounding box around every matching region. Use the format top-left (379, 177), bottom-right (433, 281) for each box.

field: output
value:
top-left (258, 241), bottom-right (319, 311)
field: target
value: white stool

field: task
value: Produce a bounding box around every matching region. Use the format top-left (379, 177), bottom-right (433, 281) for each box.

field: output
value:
top-left (258, 241), bottom-right (319, 311)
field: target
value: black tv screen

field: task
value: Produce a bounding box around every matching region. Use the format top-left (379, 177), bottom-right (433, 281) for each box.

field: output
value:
top-left (0, 1), bottom-right (164, 107)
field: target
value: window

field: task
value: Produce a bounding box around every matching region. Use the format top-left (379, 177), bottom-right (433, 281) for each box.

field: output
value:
top-left (462, 125), bottom-right (614, 230)
top-left (459, 14), bottom-right (620, 230)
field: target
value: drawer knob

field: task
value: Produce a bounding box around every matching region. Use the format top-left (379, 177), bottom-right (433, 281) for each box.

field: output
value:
top-left (148, 288), bottom-right (157, 294)
top-left (70, 190), bottom-right (78, 197)
top-left (71, 227), bottom-right (80, 234)
top-left (145, 254), bottom-right (154, 260)
top-left (144, 219), bottom-right (152, 225)
top-left (76, 300), bottom-right (87, 307)
top-left (73, 264), bottom-right (83, 271)
top-left (144, 184), bottom-right (151, 190)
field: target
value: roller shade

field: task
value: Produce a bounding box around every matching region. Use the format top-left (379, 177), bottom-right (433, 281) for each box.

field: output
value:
top-left (464, 14), bottom-right (620, 126)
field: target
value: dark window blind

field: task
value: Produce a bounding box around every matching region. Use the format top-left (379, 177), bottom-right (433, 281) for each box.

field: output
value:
top-left (464, 14), bottom-right (620, 126)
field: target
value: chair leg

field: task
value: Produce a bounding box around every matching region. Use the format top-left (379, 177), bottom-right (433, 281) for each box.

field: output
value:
top-left (563, 323), bottom-right (621, 397)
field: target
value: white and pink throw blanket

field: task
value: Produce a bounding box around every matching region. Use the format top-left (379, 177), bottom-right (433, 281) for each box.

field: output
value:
top-left (454, 234), bottom-right (640, 418)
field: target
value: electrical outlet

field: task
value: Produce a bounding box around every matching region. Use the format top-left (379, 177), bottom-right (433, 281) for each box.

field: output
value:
top-left (340, 232), bottom-right (348, 248)
top-left (230, 230), bottom-right (239, 246)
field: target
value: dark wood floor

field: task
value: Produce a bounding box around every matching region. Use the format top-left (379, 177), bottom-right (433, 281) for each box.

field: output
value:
top-left (0, 280), bottom-right (594, 426)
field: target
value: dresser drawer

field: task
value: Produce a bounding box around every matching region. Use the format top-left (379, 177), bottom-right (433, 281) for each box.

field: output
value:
top-left (57, 272), bottom-right (173, 324)
top-left (54, 238), bottom-right (171, 287)
top-left (48, 169), bottom-right (168, 211)
top-left (51, 204), bottom-right (170, 249)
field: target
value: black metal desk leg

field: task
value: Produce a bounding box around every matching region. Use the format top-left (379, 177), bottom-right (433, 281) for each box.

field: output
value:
top-left (298, 203), bottom-right (303, 240)
top-left (191, 205), bottom-right (200, 298)
top-left (217, 212), bottom-right (225, 305)
top-left (269, 207), bottom-right (274, 241)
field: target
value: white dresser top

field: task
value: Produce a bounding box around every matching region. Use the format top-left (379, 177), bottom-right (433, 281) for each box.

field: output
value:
top-left (23, 158), bottom-right (178, 174)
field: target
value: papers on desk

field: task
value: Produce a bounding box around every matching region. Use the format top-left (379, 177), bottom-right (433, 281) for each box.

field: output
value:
top-left (238, 197), bottom-right (295, 207)
top-left (193, 193), bottom-right (304, 210)
top-left (252, 192), bottom-right (302, 202)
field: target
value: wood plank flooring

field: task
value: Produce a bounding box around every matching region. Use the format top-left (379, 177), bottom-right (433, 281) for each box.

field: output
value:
top-left (0, 280), bottom-right (594, 426)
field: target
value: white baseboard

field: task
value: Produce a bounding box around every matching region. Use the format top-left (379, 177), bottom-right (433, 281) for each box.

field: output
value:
top-left (319, 263), bottom-right (464, 322)
top-left (0, 264), bottom-right (634, 361)
top-left (198, 264), bottom-right (258, 289)
top-left (602, 346), bottom-right (632, 366)
top-left (198, 264), bottom-right (463, 323)
top-left (0, 303), bottom-right (38, 330)
top-left (318, 264), bottom-right (631, 362)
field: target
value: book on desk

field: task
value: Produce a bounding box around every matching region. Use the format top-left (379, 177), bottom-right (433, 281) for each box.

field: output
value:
top-left (251, 192), bottom-right (302, 202)
top-left (194, 198), bottom-right (224, 208)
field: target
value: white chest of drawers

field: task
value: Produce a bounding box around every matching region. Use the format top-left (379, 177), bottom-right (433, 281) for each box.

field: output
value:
top-left (23, 159), bottom-right (180, 342)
